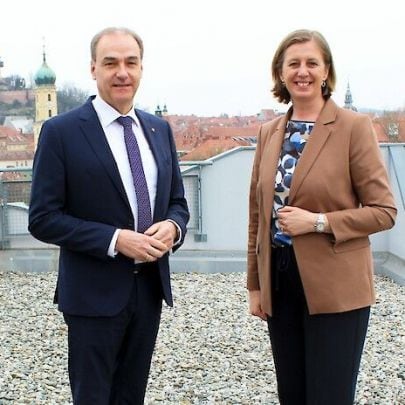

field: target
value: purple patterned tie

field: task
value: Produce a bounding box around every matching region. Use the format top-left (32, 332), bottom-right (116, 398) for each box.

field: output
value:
top-left (117, 116), bottom-right (152, 233)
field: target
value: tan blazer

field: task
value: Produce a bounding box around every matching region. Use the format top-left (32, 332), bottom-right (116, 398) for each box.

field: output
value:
top-left (247, 99), bottom-right (397, 315)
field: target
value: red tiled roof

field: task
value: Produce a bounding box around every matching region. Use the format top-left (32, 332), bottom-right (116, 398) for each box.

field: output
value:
top-left (203, 125), bottom-right (259, 139)
top-left (0, 150), bottom-right (34, 160)
top-left (372, 121), bottom-right (389, 142)
top-left (164, 112), bottom-right (264, 158)
top-left (0, 126), bottom-right (34, 161)
top-left (180, 138), bottom-right (246, 161)
top-left (0, 126), bottom-right (33, 141)
top-left (372, 117), bottom-right (405, 143)
top-left (168, 110), bottom-right (404, 162)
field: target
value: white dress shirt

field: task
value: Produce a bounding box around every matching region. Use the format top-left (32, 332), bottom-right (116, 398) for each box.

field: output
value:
top-left (92, 96), bottom-right (158, 256)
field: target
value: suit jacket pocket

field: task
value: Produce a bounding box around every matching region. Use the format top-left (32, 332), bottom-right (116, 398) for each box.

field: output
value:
top-left (333, 237), bottom-right (370, 253)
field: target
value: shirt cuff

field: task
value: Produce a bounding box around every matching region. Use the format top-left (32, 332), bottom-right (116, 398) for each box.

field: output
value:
top-left (167, 219), bottom-right (182, 246)
top-left (108, 229), bottom-right (121, 257)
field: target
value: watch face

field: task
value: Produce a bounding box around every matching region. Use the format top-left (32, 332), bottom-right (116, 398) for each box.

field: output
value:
top-left (315, 214), bottom-right (325, 233)
top-left (317, 223), bottom-right (325, 232)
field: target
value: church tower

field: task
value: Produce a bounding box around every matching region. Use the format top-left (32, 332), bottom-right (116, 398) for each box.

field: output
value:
top-left (0, 56), bottom-right (5, 89)
top-left (33, 47), bottom-right (57, 149)
top-left (155, 104), bottom-right (162, 117)
top-left (0, 56), bottom-right (4, 79)
top-left (343, 82), bottom-right (357, 112)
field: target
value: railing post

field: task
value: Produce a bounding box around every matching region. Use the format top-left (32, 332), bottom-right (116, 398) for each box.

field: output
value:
top-left (0, 183), bottom-right (11, 249)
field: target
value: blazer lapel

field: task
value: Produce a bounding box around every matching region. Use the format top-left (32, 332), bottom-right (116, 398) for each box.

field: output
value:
top-left (289, 99), bottom-right (338, 204)
top-left (262, 114), bottom-right (289, 226)
top-left (79, 100), bottom-right (131, 209)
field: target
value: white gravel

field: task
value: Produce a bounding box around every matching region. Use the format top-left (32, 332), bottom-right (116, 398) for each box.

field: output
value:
top-left (0, 271), bottom-right (403, 404)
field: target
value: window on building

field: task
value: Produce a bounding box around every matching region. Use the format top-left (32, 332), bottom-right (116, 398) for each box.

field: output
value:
top-left (182, 175), bottom-right (199, 230)
top-left (48, 94), bottom-right (51, 101)
top-left (48, 110), bottom-right (52, 117)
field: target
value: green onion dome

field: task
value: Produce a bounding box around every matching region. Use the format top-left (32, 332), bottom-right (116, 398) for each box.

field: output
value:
top-left (34, 53), bottom-right (56, 86)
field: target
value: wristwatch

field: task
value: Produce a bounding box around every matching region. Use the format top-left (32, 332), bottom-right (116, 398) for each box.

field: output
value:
top-left (314, 213), bottom-right (326, 233)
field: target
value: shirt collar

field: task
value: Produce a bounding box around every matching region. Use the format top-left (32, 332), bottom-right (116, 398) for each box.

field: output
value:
top-left (92, 96), bottom-right (140, 128)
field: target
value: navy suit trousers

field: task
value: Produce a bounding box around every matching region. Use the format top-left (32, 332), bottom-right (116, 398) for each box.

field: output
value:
top-left (63, 264), bottom-right (163, 405)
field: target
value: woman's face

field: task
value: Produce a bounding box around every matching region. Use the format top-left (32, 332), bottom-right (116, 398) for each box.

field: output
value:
top-left (280, 39), bottom-right (329, 105)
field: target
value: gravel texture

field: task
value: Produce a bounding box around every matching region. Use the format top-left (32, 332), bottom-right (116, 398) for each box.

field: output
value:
top-left (0, 271), bottom-right (403, 404)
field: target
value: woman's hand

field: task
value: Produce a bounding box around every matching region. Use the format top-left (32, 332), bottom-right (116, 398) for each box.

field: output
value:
top-left (277, 206), bottom-right (320, 236)
top-left (249, 290), bottom-right (267, 320)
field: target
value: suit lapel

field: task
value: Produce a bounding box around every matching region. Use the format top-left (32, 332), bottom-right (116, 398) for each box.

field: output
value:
top-left (289, 99), bottom-right (338, 204)
top-left (135, 110), bottom-right (166, 220)
top-left (79, 100), bottom-right (131, 209)
top-left (135, 110), bottom-right (161, 163)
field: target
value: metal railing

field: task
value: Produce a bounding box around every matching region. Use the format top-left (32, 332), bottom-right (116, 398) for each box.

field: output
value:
top-left (1, 144), bottom-right (403, 250)
top-left (0, 168), bottom-right (32, 248)
top-left (386, 143), bottom-right (405, 209)
top-left (0, 167), bottom-right (200, 249)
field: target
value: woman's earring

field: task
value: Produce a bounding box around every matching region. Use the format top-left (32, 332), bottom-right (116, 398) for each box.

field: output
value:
top-left (281, 80), bottom-right (286, 87)
top-left (321, 80), bottom-right (326, 88)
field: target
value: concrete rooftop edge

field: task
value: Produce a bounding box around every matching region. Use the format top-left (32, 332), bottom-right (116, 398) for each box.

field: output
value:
top-left (0, 249), bottom-right (404, 286)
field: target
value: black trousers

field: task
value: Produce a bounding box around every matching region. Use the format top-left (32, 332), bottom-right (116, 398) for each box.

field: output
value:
top-left (63, 264), bottom-right (163, 405)
top-left (267, 246), bottom-right (370, 405)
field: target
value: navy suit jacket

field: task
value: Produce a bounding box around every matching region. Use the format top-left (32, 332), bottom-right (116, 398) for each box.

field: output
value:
top-left (29, 97), bottom-right (189, 316)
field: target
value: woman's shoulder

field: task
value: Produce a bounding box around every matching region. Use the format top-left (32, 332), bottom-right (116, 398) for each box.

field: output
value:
top-left (330, 104), bottom-right (375, 141)
top-left (334, 102), bottom-right (370, 124)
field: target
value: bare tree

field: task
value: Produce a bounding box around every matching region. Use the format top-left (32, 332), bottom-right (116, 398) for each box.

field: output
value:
top-left (378, 109), bottom-right (404, 142)
top-left (57, 83), bottom-right (89, 113)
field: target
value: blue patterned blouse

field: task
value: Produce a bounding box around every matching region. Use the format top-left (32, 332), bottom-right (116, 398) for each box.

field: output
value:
top-left (272, 120), bottom-right (315, 246)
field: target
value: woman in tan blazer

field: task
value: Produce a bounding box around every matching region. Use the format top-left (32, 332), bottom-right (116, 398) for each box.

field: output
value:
top-left (247, 29), bottom-right (396, 405)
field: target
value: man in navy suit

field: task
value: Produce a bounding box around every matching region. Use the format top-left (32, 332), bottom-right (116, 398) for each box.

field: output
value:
top-left (29, 27), bottom-right (189, 404)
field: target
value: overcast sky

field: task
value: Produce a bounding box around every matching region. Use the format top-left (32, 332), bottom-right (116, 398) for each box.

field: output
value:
top-left (1, 0), bottom-right (403, 116)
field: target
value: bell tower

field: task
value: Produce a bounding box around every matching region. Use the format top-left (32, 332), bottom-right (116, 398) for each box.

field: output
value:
top-left (33, 44), bottom-right (57, 149)
top-left (343, 82), bottom-right (357, 112)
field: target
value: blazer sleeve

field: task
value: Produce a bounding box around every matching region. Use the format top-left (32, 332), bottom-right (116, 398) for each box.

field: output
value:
top-left (28, 119), bottom-right (116, 259)
top-left (247, 125), bottom-right (263, 291)
top-left (163, 121), bottom-right (189, 251)
top-left (327, 114), bottom-right (397, 243)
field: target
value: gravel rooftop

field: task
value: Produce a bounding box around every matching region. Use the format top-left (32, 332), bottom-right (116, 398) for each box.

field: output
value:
top-left (0, 271), bottom-right (403, 404)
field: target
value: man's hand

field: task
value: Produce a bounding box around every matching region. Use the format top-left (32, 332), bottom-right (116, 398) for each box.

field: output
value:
top-left (249, 290), bottom-right (267, 320)
top-left (144, 220), bottom-right (177, 251)
top-left (115, 229), bottom-right (168, 262)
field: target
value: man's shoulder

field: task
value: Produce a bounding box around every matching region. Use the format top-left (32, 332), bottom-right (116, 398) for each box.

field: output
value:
top-left (135, 109), bottom-right (168, 127)
top-left (48, 98), bottom-right (93, 127)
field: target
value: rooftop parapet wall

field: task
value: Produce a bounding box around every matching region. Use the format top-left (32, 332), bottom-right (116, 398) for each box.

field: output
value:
top-left (0, 145), bottom-right (403, 282)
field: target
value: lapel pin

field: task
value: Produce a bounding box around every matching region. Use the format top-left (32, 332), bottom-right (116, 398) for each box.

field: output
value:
top-left (151, 127), bottom-right (155, 132)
